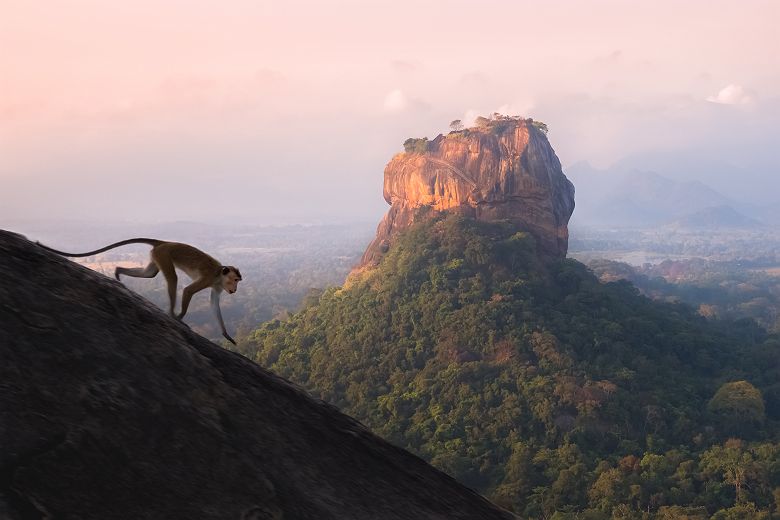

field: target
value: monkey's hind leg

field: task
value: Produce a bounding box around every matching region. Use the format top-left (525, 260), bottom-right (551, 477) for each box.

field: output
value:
top-left (115, 262), bottom-right (160, 281)
top-left (149, 250), bottom-right (179, 317)
top-left (158, 264), bottom-right (178, 318)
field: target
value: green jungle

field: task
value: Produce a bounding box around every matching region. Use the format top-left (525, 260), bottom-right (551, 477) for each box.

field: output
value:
top-left (236, 215), bottom-right (780, 519)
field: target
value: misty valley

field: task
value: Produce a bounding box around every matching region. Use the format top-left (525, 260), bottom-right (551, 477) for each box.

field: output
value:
top-left (25, 214), bottom-right (780, 341)
top-left (23, 220), bottom-right (376, 341)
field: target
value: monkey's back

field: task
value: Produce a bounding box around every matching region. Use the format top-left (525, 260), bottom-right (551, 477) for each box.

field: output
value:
top-left (152, 241), bottom-right (221, 276)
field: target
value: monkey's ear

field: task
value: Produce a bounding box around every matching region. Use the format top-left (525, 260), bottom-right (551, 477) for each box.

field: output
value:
top-left (221, 266), bottom-right (230, 275)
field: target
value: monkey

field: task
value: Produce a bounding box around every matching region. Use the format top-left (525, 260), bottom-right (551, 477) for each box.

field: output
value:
top-left (36, 238), bottom-right (242, 345)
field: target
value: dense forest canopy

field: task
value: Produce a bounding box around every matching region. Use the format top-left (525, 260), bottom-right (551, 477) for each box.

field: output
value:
top-left (586, 258), bottom-right (780, 334)
top-left (237, 215), bottom-right (780, 518)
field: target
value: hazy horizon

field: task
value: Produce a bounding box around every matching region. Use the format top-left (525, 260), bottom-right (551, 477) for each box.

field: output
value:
top-left (2, 0), bottom-right (778, 225)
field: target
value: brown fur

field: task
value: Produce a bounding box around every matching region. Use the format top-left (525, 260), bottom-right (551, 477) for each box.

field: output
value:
top-left (37, 237), bottom-right (242, 344)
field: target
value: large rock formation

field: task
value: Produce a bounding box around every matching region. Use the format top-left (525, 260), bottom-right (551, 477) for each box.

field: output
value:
top-left (0, 230), bottom-right (514, 520)
top-left (360, 118), bottom-right (575, 267)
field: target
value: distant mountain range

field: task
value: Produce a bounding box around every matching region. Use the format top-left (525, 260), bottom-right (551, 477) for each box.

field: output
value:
top-left (665, 205), bottom-right (762, 230)
top-left (566, 161), bottom-right (776, 228)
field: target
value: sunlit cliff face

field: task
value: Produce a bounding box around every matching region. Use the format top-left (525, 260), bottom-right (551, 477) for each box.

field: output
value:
top-left (359, 118), bottom-right (575, 268)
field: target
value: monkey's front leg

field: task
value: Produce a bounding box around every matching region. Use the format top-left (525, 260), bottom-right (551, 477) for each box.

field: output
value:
top-left (210, 288), bottom-right (236, 345)
top-left (179, 278), bottom-right (212, 320)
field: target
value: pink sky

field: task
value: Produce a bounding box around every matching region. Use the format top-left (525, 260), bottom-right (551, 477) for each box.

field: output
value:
top-left (2, 0), bottom-right (779, 222)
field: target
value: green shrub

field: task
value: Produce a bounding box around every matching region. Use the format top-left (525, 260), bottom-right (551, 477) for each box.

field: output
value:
top-left (403, 137), bottom-right (429, 154)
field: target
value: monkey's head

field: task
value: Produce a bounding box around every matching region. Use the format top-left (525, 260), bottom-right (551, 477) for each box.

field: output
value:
top-left (220, 266), bottom-right (242, 294)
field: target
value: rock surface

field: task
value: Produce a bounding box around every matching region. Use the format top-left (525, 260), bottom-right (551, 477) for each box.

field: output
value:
top-left (0, 230), bottom-right (514, 520)
top-left (360, 119), bottom-right (575, 267)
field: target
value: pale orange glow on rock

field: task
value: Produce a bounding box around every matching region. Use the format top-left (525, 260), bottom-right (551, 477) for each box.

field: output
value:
top-left (360, 118), bottom-right (575, 266)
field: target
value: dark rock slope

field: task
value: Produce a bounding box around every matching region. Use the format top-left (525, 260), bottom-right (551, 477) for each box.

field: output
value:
top-left (0, 230), bottom-right (513, 520)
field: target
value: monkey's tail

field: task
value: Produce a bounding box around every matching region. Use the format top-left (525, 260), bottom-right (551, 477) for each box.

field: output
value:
top-left (36, 238), bottom-right (164, 257)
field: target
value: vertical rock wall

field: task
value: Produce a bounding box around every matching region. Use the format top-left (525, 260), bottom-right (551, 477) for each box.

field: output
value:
top-left (359, 119), bottom-right (575, 268)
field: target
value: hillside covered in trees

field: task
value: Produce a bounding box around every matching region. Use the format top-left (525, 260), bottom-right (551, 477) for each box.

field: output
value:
top-left (239, 215), bottom-right (780, 518)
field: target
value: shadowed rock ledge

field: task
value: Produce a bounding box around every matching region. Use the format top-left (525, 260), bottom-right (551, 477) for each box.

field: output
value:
top-left (0, 230), bottom-right (514, 520)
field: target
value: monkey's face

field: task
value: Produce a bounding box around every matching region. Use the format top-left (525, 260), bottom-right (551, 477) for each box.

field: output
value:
top-left (221, 266), bottom-right (242, 294)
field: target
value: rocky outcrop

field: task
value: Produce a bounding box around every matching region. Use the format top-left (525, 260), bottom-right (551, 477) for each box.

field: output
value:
top-left (359, 118), bottom-right (575, 267)
top-left (0, 230), bottom-right (514, 520)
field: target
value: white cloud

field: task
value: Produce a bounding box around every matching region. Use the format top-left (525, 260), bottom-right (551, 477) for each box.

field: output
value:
top-left (461, 109), bottom-right (483, 127)
top-left (461, 100), bottom-right (535, 127)
top-left (706, 84), bottom-right (753, 105)
top-left (495, 101), bottom-right (534, 118)
top-left (383, 89), bottom-right (408, 112)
